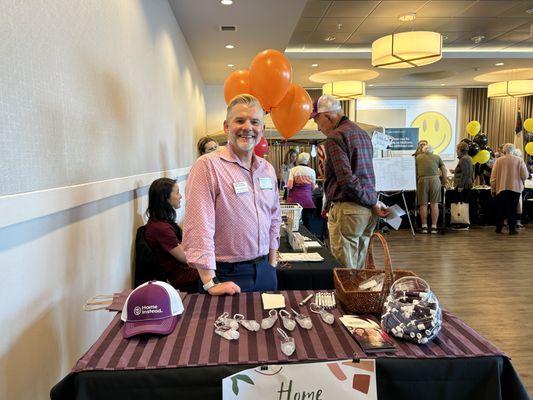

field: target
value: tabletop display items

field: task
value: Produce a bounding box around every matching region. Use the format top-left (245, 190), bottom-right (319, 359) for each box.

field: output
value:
top-left (291, 308), bottom-right (313, 329)
top-left (261, 309), bottom-right (279, 330)
top-left (120, 280), bottom-right (184, 339)
top-left (216, 312), bottom-right (240, 330)
top-left (310, 303), bottom-right (335, 325)
top-left (315, 292), bottom-right (336, 309)
top-left (214, 320), bottom-right (240, 341)
top-left (279, 309), bottom-right (296, 331)
top-left (234, 314), bottom-right (260, 331)
top-left (381, 276), bottom-right (442, 344)
top-left (334, 232), bottom-right (416, 314)
top-left (277, 328), bottom-right (296, 356)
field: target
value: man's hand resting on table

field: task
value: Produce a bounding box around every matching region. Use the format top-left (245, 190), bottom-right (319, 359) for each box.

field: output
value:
top-left (207, 281), bottom-right (241, 296)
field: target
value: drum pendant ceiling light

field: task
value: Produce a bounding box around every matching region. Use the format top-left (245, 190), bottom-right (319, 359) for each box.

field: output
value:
top-left (322, 80), bottom-right (365, 100)
top-left (487, 80), bottom-right (533, 98)
top-left (372, 31), bottom-right (443, 69)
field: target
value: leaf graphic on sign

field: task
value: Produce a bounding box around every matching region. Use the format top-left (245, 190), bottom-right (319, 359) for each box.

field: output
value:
top-left (231, 374), bottom-right (255, 396)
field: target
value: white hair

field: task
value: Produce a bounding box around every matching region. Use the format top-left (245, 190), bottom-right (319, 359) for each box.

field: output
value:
top-left (514, 148), bottom-right (522, 157)
top-left (421, 144), bottom-right (434, 154)
top-left (502, 143), bottom-right (515, 155)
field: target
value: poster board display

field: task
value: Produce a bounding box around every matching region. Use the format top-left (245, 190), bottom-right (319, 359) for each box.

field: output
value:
top-left (385, 128), bottom-right (419, 151)
top-left (373, 157), bottom-right (416, 192)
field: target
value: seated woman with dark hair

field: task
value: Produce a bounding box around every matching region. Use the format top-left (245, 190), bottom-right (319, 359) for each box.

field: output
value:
top-left (145, 178), bottom-right (199, 292)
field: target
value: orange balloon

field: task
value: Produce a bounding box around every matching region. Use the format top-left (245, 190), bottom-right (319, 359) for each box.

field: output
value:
top-left (271, 84), bottom-right (312, 139)
top-left (223, 69), bottom-right (251, 104)
top-left (250, 49), bottom-right (292, 111)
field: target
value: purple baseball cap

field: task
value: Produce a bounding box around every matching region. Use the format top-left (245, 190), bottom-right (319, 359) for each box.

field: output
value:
top-left (121, 280), bottom-right (184, 338)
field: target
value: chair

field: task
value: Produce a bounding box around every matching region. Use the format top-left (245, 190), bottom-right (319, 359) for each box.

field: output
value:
top-left (133, 226), bottom-right (167, 288)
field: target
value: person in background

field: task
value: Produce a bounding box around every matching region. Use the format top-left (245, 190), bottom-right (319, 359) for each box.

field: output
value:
top-left (286, 152), bottom-right (317, 229)
top-left (452, 141), bottom-right (474, 228)
top-left (312, 94), bottom-right (388, 269)
top-left (279, 149), bottom-right (298, 198)
top-left (145, 178), bottom-right (199, 292)
top-left (197, 136), bottom-right (219, 156)
top-left (415, 144), bottom-right (447, 234)
top-left (491, 143), bottom-right (529, 234)
top-left (183, 94), bottom-right (281, 295)
top-left (412, 140), bottom-right (429, 157)
top-left (513, 148), bottom-right (525, 228)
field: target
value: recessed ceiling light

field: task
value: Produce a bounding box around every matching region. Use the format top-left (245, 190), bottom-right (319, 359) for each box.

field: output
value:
top-left (368, 84), bottom-right (374, 87)
top-left (526, 8), bottom-right (533, 14)
top-left (440, 83), bottom-right (446, 86)
top-left (225, 44), bottom-right (235, 49)
top-left (324, 36), bottom-right (336, 41)
top-left (495, 62), bottom-right (505, 66)
top-left (311, 63), bottom-right (319, 67)
top-left (221, 0), bottom-right (233, 5)
top-left (442, 35), bottom-right (449, 41)
top-left (227, 64), bottom-right (235, 67)
top-left (399, 12), bottom-right (416, 22)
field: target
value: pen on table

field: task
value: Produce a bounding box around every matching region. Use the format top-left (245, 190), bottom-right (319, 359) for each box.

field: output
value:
top-left (299, 294), bottom-right (314, 306)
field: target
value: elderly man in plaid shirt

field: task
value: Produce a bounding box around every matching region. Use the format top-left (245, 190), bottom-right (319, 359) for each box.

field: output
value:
top-left (312, 95), bottom-right (388, 269)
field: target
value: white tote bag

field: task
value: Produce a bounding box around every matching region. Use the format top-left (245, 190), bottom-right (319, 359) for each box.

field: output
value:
top-left (451, 202), bottom-right (470, 225)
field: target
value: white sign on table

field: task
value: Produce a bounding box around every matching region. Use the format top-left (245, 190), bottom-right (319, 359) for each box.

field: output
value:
top-left (222, 359), bottom-right (377, 400)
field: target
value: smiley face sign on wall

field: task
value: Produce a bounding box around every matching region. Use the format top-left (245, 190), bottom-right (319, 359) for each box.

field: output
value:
top-left (410, 111), bottom-right (452, 155)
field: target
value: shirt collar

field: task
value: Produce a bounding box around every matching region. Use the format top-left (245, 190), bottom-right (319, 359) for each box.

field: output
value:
top-left (218, 143), bottom-right (264, 171)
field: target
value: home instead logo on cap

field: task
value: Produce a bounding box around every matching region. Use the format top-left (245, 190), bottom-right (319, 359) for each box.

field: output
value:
top-left (121, 280), bottom-right (184, 339)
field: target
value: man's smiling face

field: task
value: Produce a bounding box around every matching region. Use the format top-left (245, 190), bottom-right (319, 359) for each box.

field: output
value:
top-left (224, 104), bottom-right (264, 155)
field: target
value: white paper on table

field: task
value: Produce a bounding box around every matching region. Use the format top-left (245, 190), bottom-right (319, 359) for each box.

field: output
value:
top-left (261, 293), bottom-right (286, 309)
top-left (278, 252), bottom-right (324, 262)
top-left (304, 241), bottom-right (322, 248)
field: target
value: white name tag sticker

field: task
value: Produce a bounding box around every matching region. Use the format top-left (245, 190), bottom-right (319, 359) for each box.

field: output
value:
top-left (233, 181), bottom-right (249, 194)
top-left (259, 177), bottom-right (273, 190)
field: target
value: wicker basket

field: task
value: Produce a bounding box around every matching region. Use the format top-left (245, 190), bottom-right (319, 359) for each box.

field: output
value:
top-left (333, 232), bottom-right (416, 314)
top-left (280, 203), bottom-right (303, 231)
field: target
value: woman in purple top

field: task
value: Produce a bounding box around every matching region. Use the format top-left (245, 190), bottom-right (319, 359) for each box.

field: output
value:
top-left (145, 178), bottom-right (199, 292)
top-left (287, 152), bottom-right (317, 229)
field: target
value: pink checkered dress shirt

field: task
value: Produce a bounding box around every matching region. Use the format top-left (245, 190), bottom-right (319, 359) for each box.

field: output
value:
top-left (183, 145), bottom-right (281, 271)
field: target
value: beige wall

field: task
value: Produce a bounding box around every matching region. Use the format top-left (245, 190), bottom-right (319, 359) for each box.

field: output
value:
top-left (205, 84), bottom-right (227, 136)
top-left (0, 1), bottom-right (205, 399)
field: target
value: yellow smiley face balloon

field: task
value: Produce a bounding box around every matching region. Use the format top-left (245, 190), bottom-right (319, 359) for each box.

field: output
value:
top-left (411, 111), bottom-right (453, 155)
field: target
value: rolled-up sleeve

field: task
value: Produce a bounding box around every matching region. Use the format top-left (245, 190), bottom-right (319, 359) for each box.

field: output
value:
top-left (183, 159), bottom-right (217, 270)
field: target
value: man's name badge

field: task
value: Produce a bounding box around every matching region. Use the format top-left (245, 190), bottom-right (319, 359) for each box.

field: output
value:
top-left (259, 177), bottom-right (273, 190)
top-left (233, 181), bottom-right (249, 194)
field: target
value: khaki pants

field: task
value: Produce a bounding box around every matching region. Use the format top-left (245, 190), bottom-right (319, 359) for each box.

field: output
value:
top-left (328, 201), bottom-right (378, 269)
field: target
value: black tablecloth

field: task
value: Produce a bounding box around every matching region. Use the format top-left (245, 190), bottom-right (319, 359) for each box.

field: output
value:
top-left (51, 355), bottom-right (528, 400)
top-left (276, 225), bottom-right (338, 290)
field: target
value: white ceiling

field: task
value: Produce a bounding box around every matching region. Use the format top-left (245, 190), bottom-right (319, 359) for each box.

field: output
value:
top-left (169, 0), bottom-right (533, 87)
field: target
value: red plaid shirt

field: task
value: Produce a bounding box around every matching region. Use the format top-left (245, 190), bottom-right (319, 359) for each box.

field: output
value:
top-left (324, 116), bottom-right (377, 208)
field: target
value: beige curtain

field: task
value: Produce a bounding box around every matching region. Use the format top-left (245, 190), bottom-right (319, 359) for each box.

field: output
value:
top-left (462, 88), bottom-right (533, 153)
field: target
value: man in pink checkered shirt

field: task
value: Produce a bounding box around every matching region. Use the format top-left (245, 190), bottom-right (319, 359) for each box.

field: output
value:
top-left (183, 94), bottom-right (281, 296)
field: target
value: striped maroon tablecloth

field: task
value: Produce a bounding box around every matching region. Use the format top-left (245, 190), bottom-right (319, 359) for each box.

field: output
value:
top-left (73, 290), bottom-right (503, 372)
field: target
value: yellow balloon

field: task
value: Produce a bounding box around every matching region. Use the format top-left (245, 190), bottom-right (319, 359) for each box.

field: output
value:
top-left (524, 118), bottom-right (533, 133)
top-left (525, 142), bottom-right (533, 156)
top-left (466, 120), bottom-right (481, 136)
top-left (471, 152), bottom-right (480, 164)
top-left (477, 149), bottom-right (490, 164)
